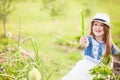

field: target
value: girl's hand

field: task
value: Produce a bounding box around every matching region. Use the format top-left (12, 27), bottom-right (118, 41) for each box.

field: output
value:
top-left (79, 36), bottom-right (89, 47)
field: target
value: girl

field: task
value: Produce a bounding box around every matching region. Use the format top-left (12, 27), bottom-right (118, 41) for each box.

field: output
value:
top-left (62, 12), bottom-right (119, 80)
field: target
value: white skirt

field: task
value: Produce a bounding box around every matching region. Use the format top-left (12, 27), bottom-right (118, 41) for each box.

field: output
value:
top-left (62, 56), bottom-right (100, 80)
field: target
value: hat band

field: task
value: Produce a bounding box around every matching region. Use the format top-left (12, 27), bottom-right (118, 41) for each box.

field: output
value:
top-left (93, 18), bottom-right (106, 22)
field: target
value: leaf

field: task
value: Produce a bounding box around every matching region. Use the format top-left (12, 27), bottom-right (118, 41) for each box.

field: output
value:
top-left (81, 10), bottom-right (85, 36)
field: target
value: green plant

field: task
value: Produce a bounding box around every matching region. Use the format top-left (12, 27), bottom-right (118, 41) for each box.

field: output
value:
top-left (0, 36), bottom-right (43, 80)
top-left (81, 10), bottom-right (85, 36)
top-left (0, 0), bottom-right (14, 35)
top-left (55, 35), bottom-right (82, 49)
top-left (90, 55), bottom-right (120, 80)
top-left (114, 39), bottom-right (120, 48)
top-left (90, 63), bottom-right (113, 80)
top-left (41, 0), bottom-right (66, 19)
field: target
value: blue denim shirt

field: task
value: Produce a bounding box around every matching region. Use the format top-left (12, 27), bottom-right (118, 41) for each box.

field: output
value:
top-left (84, 36), bottom-right (119, 61)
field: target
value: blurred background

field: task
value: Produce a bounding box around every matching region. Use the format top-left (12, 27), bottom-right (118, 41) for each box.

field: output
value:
top-left (0, 0), bottom-right (120, 80)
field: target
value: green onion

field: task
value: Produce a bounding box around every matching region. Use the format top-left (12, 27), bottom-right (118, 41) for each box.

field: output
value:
top-left (81, 11), bottom-right (85, 36)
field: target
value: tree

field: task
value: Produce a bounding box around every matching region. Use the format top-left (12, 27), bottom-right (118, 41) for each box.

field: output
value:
top-left (0, 0), bottom-right (13, 36)
top-left (41, 0), bottom-right (66, 19)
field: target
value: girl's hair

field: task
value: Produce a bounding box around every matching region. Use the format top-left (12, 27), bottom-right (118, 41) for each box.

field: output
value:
top-left (90, 21), bottom-right (111, 56)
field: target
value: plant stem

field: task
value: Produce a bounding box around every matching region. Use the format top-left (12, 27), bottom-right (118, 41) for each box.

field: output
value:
top-left (81, 11), bottom-right (85, 36)
top-left (18, 16), bottom-right (21, 50)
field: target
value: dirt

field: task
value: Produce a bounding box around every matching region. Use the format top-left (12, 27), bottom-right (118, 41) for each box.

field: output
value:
top-left (112, 55), bottom-right (120, 76)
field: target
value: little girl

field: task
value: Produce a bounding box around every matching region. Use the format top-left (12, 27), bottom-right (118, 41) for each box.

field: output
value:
top-left (62, 12), bottom-right (119, 80)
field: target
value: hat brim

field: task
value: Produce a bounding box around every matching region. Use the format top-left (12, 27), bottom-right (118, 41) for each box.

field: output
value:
top-left (91, 20), bottom-right (111, 28)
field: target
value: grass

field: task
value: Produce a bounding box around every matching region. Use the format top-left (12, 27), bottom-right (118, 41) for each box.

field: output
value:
top-left (0, 0), bottom-right (120, 80)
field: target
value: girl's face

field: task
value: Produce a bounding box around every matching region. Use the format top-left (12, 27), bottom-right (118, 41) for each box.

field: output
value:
top-left (92, 21), bottom-right (104, 37)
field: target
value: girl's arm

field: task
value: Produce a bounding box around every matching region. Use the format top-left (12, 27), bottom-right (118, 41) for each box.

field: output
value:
top-left (79, 36), bottom-right (89, 48)
top-left (111, 44), bottom-right (120, 54)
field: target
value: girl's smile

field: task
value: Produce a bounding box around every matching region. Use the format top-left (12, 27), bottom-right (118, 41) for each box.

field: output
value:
top-left (95, 30), bottom-right (102, 33)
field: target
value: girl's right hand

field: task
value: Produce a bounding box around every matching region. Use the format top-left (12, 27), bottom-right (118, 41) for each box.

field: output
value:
top-left (79, 36), bottom-right (89, 47)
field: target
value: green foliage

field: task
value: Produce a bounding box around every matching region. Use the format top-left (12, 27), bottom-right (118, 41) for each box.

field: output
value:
top-left (101, 55), bottom-right (112, 65)
top-left (0, 34), bottom-right (60, 80)
top-left (13, 0), bottom-right (30, 2)
top-left (0, 33), bottom-right (17, 53)
top-left (68, 52), bottom-right (83, 61)
top-left (83, 7), bottom-right (91, 17)
top-left (90, 64), bottom-right (112, 80)
top-left (90, 55), bottom-right (120, 80)
top-left (81, 10), bottom-right (85, 36)
top-left (90, 63), bottom-right (113, 79)
top-left (55, 35), bottom-right (82, 49)
top-left (41, 0), bottom-right (66, 18)
top-left (0, 35), bottom-right (9, 53)
top-left (0, 0), bottom-right (13, 19)
top-left (114, 39), bottom-right (120, 49)
top-left (0, 37), bottom-right (43, 80)
top-left (0, 0), bottom-right (13, 34)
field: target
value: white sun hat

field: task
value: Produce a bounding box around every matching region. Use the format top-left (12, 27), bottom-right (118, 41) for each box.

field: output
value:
top-left (91, 12), bottom-right (111, 28)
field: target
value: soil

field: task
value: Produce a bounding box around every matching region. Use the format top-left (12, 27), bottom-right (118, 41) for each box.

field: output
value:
top-left (112, 55), bottom-right (120, 76)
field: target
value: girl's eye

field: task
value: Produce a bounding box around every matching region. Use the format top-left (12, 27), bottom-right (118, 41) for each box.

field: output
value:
top-left (100, 24), bottom-right (104, 27)
top-left (93, 23), bottom-right (98, 26)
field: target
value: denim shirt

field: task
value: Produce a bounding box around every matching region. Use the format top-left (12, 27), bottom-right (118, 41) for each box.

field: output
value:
top-left (84, 36), bottom-right (119, 61)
